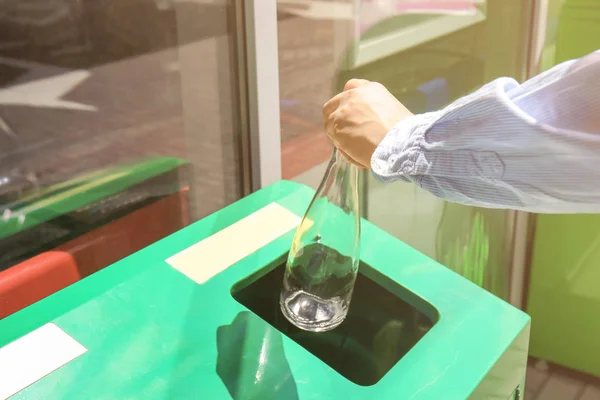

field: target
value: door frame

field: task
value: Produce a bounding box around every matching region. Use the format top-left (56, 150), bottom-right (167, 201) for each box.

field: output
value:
top-left (508, 0), bottom-right (549, 309)
top-left (235, 0), bottom-right (282, 193)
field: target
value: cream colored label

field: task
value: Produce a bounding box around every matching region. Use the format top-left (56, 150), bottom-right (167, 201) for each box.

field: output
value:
top-left (166, 202), bottom-right (301, 284)
top-left (0, 323), bottom-right (87, 399)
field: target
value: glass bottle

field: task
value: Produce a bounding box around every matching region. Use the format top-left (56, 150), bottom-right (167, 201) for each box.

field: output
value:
top-left (280, 149), bottom-right (360, 332)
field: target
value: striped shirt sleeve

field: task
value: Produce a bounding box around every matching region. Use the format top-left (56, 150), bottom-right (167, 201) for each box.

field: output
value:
top-left (371, 50), bottom-right (600, 213)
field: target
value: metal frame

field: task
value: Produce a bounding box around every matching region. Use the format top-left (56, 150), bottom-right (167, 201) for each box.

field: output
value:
top-left (231, 0), bottom-right (253, 196)
top-left (508, 0), bottom-right (549, 309)
top-left (175, 2), bottom-right (250, 218)
top-left (238, 0), bottom-right (283, 193)
top-left (174, 0), bottom-right (281, 218)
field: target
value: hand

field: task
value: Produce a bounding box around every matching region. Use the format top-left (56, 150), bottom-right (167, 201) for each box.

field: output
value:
top-left (323, 79), bottom-right (413, 168)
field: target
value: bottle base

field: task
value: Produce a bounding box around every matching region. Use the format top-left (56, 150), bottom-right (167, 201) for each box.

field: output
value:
top-left (280, 290), bottom-right (348, 332)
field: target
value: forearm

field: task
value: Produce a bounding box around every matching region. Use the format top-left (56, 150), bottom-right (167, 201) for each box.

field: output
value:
top-left (371, 50), bottom-right (600, 213)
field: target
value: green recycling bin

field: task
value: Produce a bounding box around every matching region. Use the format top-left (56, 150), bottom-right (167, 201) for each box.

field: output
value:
top-left (0, 181), bottom-right (529, 399)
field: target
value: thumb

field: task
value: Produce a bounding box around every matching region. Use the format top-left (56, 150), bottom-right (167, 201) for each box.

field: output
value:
top-left (343, 78), bottom-right (370, 91)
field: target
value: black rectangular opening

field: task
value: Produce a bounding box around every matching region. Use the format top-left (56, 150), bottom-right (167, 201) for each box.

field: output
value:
top-left (231, 255), bottom-right (438, 386)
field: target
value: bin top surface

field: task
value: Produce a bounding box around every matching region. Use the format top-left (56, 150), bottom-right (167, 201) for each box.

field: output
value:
top-left (0, 180), bottom-right (529, 400)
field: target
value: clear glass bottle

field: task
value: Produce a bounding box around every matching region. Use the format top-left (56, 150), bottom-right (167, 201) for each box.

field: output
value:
top-left (280, 149), bottom-right (360, 332)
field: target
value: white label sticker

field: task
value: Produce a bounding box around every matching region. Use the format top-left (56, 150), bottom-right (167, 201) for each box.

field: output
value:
top-left (166, 202), bottom-right (301, 284)
top-left (0, 323), bottom-right (87, 399)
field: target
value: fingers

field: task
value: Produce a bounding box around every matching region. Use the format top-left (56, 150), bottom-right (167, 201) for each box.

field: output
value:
top-left (323, 79), bottom-right (370, 119)
top-left (324, 111), bottom-right (336, 142)
top-left (323, 100), bottom-right (350, 143)
top-left (323, 104), bottom-right (366, 168)
top-left (322, 91), bottom-right (343, 122)
top-left (322, 78), bottom-right (373, 169)
top-left (344, 78), bottom-right (370, 91)
top-left (324, 118), bottom-right (338, 150)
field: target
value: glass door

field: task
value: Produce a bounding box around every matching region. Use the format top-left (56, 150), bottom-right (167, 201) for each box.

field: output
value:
top-left (525, 0), bottom-right (600, 385)
top-left (273, 0), bottom-right (534, 301)
top-left (0, 0), bottom-right (264, 292)
top-left (358, 0), bottom-right (533, 301)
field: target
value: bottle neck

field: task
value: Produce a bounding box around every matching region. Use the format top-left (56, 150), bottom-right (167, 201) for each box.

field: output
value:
top-left (331, 148), bottom-right (352, 169)
top-left (324, 148), bottom-right (359, 204)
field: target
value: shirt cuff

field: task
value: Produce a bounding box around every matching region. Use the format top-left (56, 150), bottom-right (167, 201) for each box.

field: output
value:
top-left (371, 111), bottom-right (441, 183)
